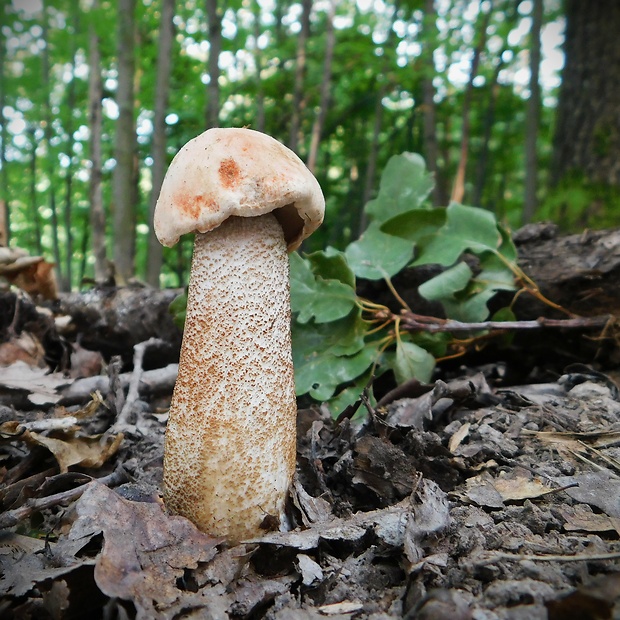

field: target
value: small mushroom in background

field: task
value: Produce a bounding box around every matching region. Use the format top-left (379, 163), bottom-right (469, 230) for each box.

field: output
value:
top-left (154, 127), bottom-right (325, 543)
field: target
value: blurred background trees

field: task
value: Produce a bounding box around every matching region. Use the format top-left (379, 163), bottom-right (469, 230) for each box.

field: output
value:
top-left (0, 0), bottom-right (618, 291)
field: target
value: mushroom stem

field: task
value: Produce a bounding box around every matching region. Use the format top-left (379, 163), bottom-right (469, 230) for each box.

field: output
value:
top-left (163, 213), bottom-right (296, 542)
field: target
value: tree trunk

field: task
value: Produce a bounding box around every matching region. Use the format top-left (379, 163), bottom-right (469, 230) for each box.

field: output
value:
top-left (421, 0), bottom-right (444, 207)
top-left (450, 3), bottom-right (492, 204)
top-left (41, 3), bottom-right (62, 284)
top-left (289, 0), bottom-right (312, 153)
top-left (552, 1), bottom-right (620, 192)
top-left (472, 1), bottom-right (521, 208)
top-left (146, 0), bottom-right (175, 288)
top-left (522, 0), bottom-right (542, 224)
top-left (307, 0), bottom-right (335, 174)
top-left (205, 0), bottom-right (222, 129)
top-left (28, 128), bottom-right (43, 256)
top-left (112, 0), bottom-right (137, 285)
top-left (0, 27), bottom-right (9, 244)
top-left (88, 0), bottom-right (108, 283)
top-left (62, 5), bottom-right (80, 292)
top-left (252, 0), bottom-right (265, 132)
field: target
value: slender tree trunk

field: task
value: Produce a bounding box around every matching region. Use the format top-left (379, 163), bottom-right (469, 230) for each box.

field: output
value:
top-left (552, 0), bottom-right (620, 193)
top-left (61, 5), bottom-right (80, 291)
top-left (0, 27), bottom-right (9, 244)
top-left (307, 0), bottom-right (336, 174)
top-left (146, 0), bottom-right (175, 288)
top-left (252, 0), bottom-right (265, 132)
top-left (88, 0), bottom-right (108, 283)
top-left (471, 62), bottom-right (502, 208)
top-left (360, 88), bottom-right (385, 232)
top-left (28, 128), bottom-right (43, 255)
top-left (421, 0), bottom-right (444, 206)
top-left (41, 3), bottom-right (63, 281)
top-left (205, 0), bottom-right (222, 129)
top-left (289, 0), bottom-right (312, 152)
top-left (112, 0), bottom-right (137, 284)
top-left (522, 0), bottom-right (542, 223)
top-left (450, 3), bottom-right (492, 204)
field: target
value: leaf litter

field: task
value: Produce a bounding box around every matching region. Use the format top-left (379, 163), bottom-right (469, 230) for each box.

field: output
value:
top-left (1, 298), bottom-right (620, 618)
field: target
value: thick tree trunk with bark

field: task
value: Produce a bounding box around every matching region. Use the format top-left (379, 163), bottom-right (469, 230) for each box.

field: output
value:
top-left (552, 0), bottom-right (620, 189)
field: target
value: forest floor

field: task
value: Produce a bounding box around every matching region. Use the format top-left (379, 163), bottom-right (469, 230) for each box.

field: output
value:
top-left (0, 284), bottom-right (620, 619)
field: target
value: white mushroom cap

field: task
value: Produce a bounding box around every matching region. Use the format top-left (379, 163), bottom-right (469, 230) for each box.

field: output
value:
top-left (154, 127), bottom-right (325, 252)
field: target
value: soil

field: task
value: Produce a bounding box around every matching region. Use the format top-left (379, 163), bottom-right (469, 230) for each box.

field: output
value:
top-left (0, 285), bottom-right (619, 619)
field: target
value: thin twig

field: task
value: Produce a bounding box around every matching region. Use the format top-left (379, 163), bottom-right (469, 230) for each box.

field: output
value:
top-left (113, 338), bottom-right (164, 433)
top-left (0, 466), bottom-right (127, 530)
top-left (474, 549), bottom-right (620, 566)
top-left (399, 311), bottom-right (612, 334)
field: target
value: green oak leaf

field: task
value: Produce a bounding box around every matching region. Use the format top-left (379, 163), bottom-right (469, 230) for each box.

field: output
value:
top-left (345, 221), bottom-right (413, 280)
top-left (169, 291), bottom-right (188, 330)
top-left (290, 252), bottom-right (357, 324)
top-left (391, 339), bottom-right (435, 384)
top-left (294, 342), bottom-right (379, 401)
top-left (292, 307), bottom-right (367, 360)
top-left (380, 208), bottom-right (446, 243)
top-left (418, 262), bottom-right (473, 301)
top-left (365, 153), bottom-right (435, 223)
top-left (414, 203), bottom-right (503, 266)
top-left (306, 247), bottom-right (356, 288)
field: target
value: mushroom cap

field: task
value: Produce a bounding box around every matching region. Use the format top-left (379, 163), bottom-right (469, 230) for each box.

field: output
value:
top-left (154, 128), bottom-right (325, 252)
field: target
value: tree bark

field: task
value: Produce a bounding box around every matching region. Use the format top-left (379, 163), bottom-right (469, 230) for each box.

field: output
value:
top-left (289, 0), bottom-right (312, 153)
top-left (146, 0), bottom-right (175, 288)
top-left (41, 3), bottom-right (62, 284)
top-left (307, 0), bottom-right (336, 174)
top-left (0, 27), bottom-right (9, 244)
top-left (522, 0), bottom-right (542, 224)
top-left (421, 0), bottom-right (444, 207)
top-left (450, 3), bottom-right (492, 204)
top-left (205, 0), bottom-right (222, 129)
top-left (62, 4), bottom-right (80, 291)
top-left (88, 0), bottom-right (109, 283)
top-left (28, 128), bottom-right (42, 256)
top-left (112, 0), bottom-right (137, 285)
top-left (252, 0), bottom-right (265, 132)
top-left (552, 0), bottom-right (620, 190)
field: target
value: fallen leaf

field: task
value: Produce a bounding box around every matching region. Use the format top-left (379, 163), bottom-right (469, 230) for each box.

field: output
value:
top-left (67, 483), bottom-right (220, 619)
top-left (0, 361), bottom-right (71, 404)
top-left (0, 532), bottom-right (94, 598)
top-left (559, 504), bottom-right (620, 535)
top-left (318, 601), bottom-right (364, 615)
top-left (0, 421), bottom-right (123, 473)
top-left (296, 553), bottom-right (323, 586)
top-left (492, 471), bottom-right (553, 502)
top-left (552, 470), bottom-right (620, 518)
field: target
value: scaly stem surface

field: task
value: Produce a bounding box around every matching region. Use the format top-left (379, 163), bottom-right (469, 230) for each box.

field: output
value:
top-left (163, 214), bottom-right (296, 542)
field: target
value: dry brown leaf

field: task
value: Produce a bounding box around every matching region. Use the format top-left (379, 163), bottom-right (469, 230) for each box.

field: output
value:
top-left (0, 421), bottom-right (123, 473)
top-left (0, 332), bottom-right (46, 368)
top-left (67, 483), bottom-right (220, 619)
top-left (0, 532), bottom-right (94, 598)
top-left (492, 471), bottom-right (552, 502)
top-left (560, 504), bottom-right (620, 535)
top-left (0, 361), bottom-right (71, 405)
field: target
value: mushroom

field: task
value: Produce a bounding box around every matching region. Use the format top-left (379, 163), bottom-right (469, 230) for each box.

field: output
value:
top-left (154, 128), bottom-right (324, 542)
